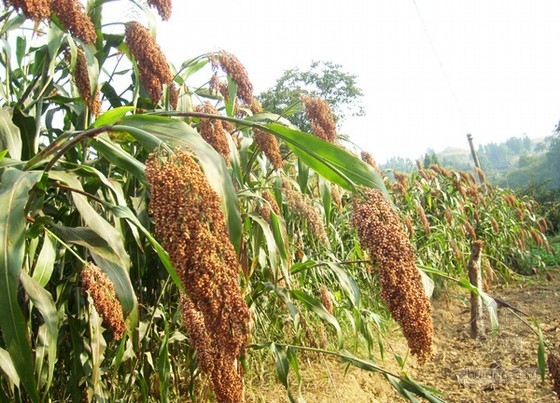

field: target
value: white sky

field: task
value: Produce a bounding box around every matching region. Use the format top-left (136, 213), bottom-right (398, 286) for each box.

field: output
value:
top-left (155, 1), bottom-right (560, 163)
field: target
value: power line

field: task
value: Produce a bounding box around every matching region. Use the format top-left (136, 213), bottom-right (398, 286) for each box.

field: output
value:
top-left (410, 0), bottom-right (469, 131)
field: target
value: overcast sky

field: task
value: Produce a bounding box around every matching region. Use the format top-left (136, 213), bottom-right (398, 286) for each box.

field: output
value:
top-left (156, 1), bottom-right (560, 163)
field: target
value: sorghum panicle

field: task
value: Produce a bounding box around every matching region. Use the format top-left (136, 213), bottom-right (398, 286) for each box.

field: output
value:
top-left (145, 148), bottom-right (250, 402)
top-left (51, 0), bottom-right (97, 45)
top-left (210, 50), bottom-right (254, 105)
top-left (319, 285), bottom-right (333, 315)
top-left (3, 0), bottom-right (50, 21)
top-left (301, 94), bottom-right (337, 143)
top-left (194, 102), bottom-right (231, 164)
top-left (352, 188), bottom-right (434, 363)
top-left (125, 21), bottom-right (173, 104)
top-left (73, 47), bottom-right (101, 116)
top-left (253, 128), bottom-right (283, 170)
top-left (285, 188), bottom-right (329, 246)
top-left (81, 262), bottom-right (126, 340)
top-left (147, 0), bottom-right (171, 20)
top-left (361, 151), bottom-right (384, 177)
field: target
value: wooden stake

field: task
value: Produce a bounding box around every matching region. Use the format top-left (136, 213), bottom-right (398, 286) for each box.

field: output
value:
top-left (468, 240), bottom-right (485, 338)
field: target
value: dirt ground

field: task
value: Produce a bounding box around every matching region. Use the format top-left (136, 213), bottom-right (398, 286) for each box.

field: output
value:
top-left (249, 268), bottom-right (560, 402)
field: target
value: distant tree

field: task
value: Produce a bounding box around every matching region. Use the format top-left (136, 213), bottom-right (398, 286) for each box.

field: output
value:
top-left (258, 61), bottom-right (365, 131)
top-left (381, 156), bottom-right (415, 173)
top-left (479, 142), bottom-right (511, 170)
top-left (423, 150), bottom-right (440, 167)
top-left (546, 128), bottom-right (560, 188)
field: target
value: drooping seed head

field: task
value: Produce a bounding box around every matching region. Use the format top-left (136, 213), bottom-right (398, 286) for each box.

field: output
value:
top-left (147, 0), bottom-right (171, 20)
top-left (301, 94), bottom-right (337, 143)
top-left (3, 0), bottom-right (50, 21)
top-left (51, 0), bottom-right (97, 45)
top-left (125, 21), bottom-right (173, 104)
top-left (352, 188), bottom-right (433, 363)
top-left (145, 148), bottom-right (250, 402)
top-left (194, 102), bottom-right (231, 164)
top-left (81, 262), bottom-right (126, 340)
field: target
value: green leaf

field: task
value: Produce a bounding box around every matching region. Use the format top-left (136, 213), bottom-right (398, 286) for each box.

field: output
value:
top-left (264, 122), bottom-right (388, 196)
top-left (92, 106), bottom-right (134, 128)
top-left (20, 272), bottom-right (59, 391)
top-left (90, 134), bottom-right (147, 182)
top-left (0, 108), bottom-right (22, 160)
top-left (85, 294), bottom-right (108, 401)
top-left (158, 331), bottom-right (170, 403)
top-left (534, 319), bottom-right (546, 382)
top-left (32, 233), bottom-right (56, 287)
top-left (290, 289), bottom-right (343, 346)
top-left (114, 114), bottom-right (242, 253)
top-left (0, 347), bottom-right (19, 387)
top-left (247, 212), bottom-right (280, 280)
top-left (270, 342), bottom-right (289, 387)
top-left (269, 343), bottom-right (296, 402)
top-left (0, 168), bottom-right (41, 402)
top-left (12, 108), bottom-right (37, 160)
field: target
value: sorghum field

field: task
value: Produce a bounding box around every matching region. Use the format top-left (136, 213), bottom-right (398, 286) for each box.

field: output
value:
top-left (0, 1), bottom-right (559, 402)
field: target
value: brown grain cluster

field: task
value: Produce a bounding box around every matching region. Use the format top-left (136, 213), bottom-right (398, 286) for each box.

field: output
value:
top-left (73, 47), bottom-right (101, 116)
top-left (258, 190), bottom-right (281, 223)
top-left (168, 82), bottom-right (178, 109)
top-left (194, 102), bottom-right (231, 164)
top-left (549, 353), bottom-right (560, 400)
top-left (51, 0), bottom-right (97, 45)
top-left (147, 0), bottom-right (171, 20)
top-left (81, 262), bottom-right (126, 340)
top-left (301, 94), bottom-right (337, 142)
top-left (319, 285), bottom-right (333, 315)
top-left (351, 188), bottom-right (433, 363)
top-left (210, 50), bottom-right (254, 106)
top-left (284, 188), bottom-right (328, 246)
top-left (253, 128), bottom-right (283, 170)
top-left (145, 148), bottom-right (250, 403)
top-left (125, 21), bottom-right (173, 104)
top-left (361, 151), bottom-right (384, 177)
top-left (3, 0), bottom-right (50, 21)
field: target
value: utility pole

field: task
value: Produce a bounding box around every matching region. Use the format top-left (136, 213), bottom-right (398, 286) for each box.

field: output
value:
top-left (467, 133), bottom-right (485, 184)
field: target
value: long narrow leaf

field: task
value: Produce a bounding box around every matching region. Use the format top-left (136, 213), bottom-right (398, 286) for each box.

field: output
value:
top-left (264, 122), bottom-right (389, 197)
top-left (0, 168), bottom-right (41, 402)
top-left (290, 289), bottom-right (343, 346)
top-left (20, 271), bottom-right (59, 391)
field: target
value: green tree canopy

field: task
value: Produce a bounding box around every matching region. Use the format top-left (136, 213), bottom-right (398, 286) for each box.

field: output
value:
top-left (258, 60), bottom-right (365, 131)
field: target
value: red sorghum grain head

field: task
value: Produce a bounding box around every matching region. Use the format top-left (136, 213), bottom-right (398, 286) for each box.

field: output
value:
top-left (194, 102), bottom-right (231, 164)
top-left (147, 0), bottom-right (171, 20)
top-left (253, 128), bottom-right (283, 170)
top-left (285, 188), bottom-right (329, 246)
top-left (145, 147), bottom-right (250, 402)
top-left (352, 188), bottom-right (433, 363)
top-left (3, 0), bottom-right (50, 21)
top-left (73, 47), bottom-right (100, 116)
top-left (319, 285), bottom-right (333, 315)
top-left (125, 21), bottom-right (173, 104)
top-left (81, 262), bottom-right (126, 340)
top-left (361, 151), bottom-right (384, 178)
top-left (301, 94), bottom-right (337, 143)
top-left (210, 50), bottom-right (254, 106)
top-left (51, 0), bottom-right (97, 45)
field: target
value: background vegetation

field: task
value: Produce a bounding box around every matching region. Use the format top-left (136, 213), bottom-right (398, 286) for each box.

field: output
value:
top-left (0, 1), bottom-right (558, 402)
